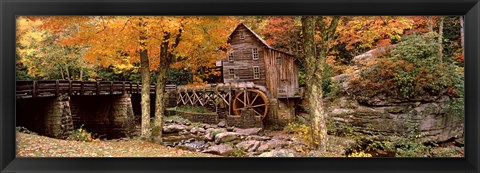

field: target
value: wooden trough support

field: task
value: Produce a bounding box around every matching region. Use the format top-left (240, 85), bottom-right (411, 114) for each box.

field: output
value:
top-left (176, 83), bottom-right (233, 114)
top-left (175, 82), bottom-right (270, 118)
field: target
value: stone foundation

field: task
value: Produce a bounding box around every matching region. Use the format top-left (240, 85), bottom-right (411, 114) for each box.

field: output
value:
top-left (226, 110), bottom-right (263, 128)
top-left (44, 95), bottom-right (74, 138)
top-left (167, 110), bottom-right (219, 124)
top-left (70, 94), bottom-right (134, 139)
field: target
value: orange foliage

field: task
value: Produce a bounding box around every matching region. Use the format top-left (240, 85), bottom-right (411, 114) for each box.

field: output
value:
top-left (31, 16), bottom-right (236, 83)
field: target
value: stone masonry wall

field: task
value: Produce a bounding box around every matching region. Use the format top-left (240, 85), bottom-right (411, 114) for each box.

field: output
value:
top-left (168, 110), bottom-right (219, 124)
top-left (70, 94), bottom-right (134, 139)
top-left (226, 110), bottom-right (263, 128)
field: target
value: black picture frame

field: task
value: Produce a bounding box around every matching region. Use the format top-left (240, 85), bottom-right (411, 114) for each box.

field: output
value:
top-left (1, 0), bottom-right (479, 173)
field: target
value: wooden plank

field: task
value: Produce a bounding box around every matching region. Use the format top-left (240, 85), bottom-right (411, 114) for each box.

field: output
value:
top-left (96, 81), bottom-right (100, 95)
top-left (68, 80), bottom-right (72, 95)
top-left (55, 80), bottom-right (59, 96)
top-left (110, 81), bottom-right (114, 94)
top-left (32, 81), bottom-right (37, 98)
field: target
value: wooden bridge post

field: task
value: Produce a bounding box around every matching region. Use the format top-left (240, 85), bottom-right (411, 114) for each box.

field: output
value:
top-left (55, 80), bottom-right (60, 97)
top-left (80, 82), bottom-right (84, 96)
top-left (96, 81), bottom-right (100, 95)
top-left (68, 80), bottom-right (73, 96)
top-left (110, 81), bottom-right (114, 94)
top-left (32, 81), bottom-right (37, 98)
top-left (122, 81), bottom-right (126, 94)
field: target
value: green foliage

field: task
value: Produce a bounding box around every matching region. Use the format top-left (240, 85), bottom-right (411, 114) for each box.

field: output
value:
top-left (16, 126), bottom-right (37, 135)
top-left (298, 70), bottom-right (306, 86)
top-left (447, 72), bottom-right (464, 119)
top-left (322, 63), bottom-right (334, 95)
top-left (349, 33), bottom-right (462, 100)
top-left (174, 106), bottom-right (214, 113)
top-left (167, 68), bottom-right (193, 85)
top-left (163, 115), bottom-right (190, 123)
top-left (67, 125), bottom-right (94, 142)
top-left (347, 151), bottom-right (372, 157)
top-left (283, 122), bottom-right (318, 153)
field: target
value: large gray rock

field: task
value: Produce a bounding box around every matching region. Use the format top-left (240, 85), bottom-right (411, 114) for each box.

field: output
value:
top-left (214, 132), bottom-right (242, 144)
top-left (257, 139), bottom-right (289, 153)
top-left (217, 119), bottom-right (227, 127)
top-left (204, 128), bottom-right (227, 141)
top-left (246, 135), bottom-right (271, 141)
top-left (325, 48), bottom-right (464, 143)
top-left (258, 149), bottom-right (295, 157)
top-left (325, 95), bottom-right (464, 143)
top-left (233, 127), bottom-right (263, 135)
top-left (235, 140), bottom-right (258, 151)
top-left (203, 144), bottom-right (233, 156)
top-left (163, 124), bottom-right (192, 133)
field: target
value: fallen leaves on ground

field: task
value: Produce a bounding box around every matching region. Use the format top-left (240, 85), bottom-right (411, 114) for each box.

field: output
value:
top-left (16, 132), bottom-right (218, 157)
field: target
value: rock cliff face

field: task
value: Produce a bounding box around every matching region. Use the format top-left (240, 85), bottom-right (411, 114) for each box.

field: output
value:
top-left (325, 48), bottom-right (464, 143)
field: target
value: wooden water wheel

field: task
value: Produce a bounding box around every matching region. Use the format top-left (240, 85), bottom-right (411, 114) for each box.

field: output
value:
top-left (232, 89), bottom-right (269, 119)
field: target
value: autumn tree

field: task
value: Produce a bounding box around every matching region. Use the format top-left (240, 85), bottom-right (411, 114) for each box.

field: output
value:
top-left (30, 16), bottom-right (233, 140)
top-left (301, 16), bottom-right (339, 152)
top-left (16, 17), bottom-right (92, 80)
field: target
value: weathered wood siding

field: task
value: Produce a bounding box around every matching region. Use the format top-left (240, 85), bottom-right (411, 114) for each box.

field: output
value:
top-left (263, 49), bottom-right (299, 98)
top-left (222, 24), bottom-right (300, 98)
top-left (222, 25), bottom-right (267, 87)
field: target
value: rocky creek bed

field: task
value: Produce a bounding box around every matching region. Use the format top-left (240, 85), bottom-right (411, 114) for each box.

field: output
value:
top-left (151, 115), bottom-right (464, 157)
top-left (159, 118), bottom-right (305, 157)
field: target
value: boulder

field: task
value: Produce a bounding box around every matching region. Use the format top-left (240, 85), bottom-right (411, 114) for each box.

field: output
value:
top-left (203, 144), bottom-right (233, 156)
top-left (235, 140), bottom-right (257, 150)
top-left (217, 119), bottom-right (227, 127)
top-left (163, 124), bottom-right (192, 133)
top-left (258, 149), bottom-right (295, 157)
top-left (233, 127), bottom-right (263, 136)
top-left (257, 139), bottom-right (288, 153)
top-left (214, 132), bottom-right (242, 144)
top-left (204, 128), bottom-right (227, 141)
top-left (246, 135), bottom-right (271, 141)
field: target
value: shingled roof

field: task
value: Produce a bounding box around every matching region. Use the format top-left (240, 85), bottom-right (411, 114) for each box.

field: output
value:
top-left (229, 23), bottom-right (272, 49)
top-left (229, 23), bottom-right (296, 57)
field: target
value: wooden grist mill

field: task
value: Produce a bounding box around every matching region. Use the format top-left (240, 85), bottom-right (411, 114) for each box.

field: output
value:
top-left (174, 23), bottom-right (304, 128)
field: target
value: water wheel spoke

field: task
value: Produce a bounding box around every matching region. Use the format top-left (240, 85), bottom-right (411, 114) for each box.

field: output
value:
top-left (251, 103), bottom-right (266, 108)
top-left (251, 109), bottom-right (263, 117)
top-left (236, 97), bottom-right (245, 106)
top-left (245, 91), bottom-right (250, 106)
top-left (232, 89), bottom-right (269, 119)
top-left (250, 94), bottom-right (259, 105)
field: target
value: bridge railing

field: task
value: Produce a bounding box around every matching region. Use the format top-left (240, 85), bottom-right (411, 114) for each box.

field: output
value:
top-left (16, 80), bottom-right (167, 99)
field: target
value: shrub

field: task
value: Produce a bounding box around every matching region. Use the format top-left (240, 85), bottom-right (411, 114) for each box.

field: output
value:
top-left (347, 151), bottom-right (372, 157)
top-left (348, 33), bottom-right (462, 100)
top-left (16, 126), bottom-right (37, 135)
top-left (67, 125), bottom-right (94, 142)
top-left (174, 106), bottom-right (214, 113)
top-left (283, 122), bottom-right (319, 153)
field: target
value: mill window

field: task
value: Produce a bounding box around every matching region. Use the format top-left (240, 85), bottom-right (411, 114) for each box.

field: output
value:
top-left (252, 48), bottom-right (259, 60)
top-left (253, 66), bottom-right (260, 79)
top-left (228, 52), bottom-right (234, 62)
top-left (240, 31), bottom-right (245, 39)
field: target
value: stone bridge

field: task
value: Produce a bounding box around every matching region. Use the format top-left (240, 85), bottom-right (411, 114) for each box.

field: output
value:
top-left (16, 80), bottom-right (176, 139)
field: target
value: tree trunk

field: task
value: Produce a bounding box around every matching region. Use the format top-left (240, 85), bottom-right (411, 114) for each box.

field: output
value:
top-left (459, 16), bottom-right (465, 55)
top-left (140, 49), bottom-right (151, 138)
top-left (139, 19), bottom-right (151, 139)
top-left (59, 66), bottom-right (65, 80)
top-left (427, 16), bottom-right (434, 33)
top-left (153, 39), bottom-right (170, 142)
top-left (301, 16), bottom-right (327, 152)
top-left (79, 68), bottom-right (83, 81)
top-left (65, 65), bottom-right (70, 80)
top-left (438, 17), bottom-right (444, 63)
